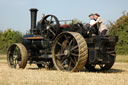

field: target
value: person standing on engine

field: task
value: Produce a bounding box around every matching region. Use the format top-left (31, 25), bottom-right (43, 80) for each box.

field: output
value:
top-left (90, 13), bottom-right (108, 36)
top-left (87, 14), bottom-right (98, 36)
top-left (89, 14), bottom-right (96, 25)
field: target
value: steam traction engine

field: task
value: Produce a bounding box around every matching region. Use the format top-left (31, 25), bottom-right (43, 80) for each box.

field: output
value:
top-left (7, 8), bottom-right (118, 72)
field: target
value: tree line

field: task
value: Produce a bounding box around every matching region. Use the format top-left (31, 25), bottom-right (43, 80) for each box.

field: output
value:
top-left (0, 29), bottom-right (22, 53)
top-left (108, 11), bottom-right (128, 54)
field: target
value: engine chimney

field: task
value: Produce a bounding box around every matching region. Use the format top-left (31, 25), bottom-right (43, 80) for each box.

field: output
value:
top-left (30, 8), bottom-right (38, 34)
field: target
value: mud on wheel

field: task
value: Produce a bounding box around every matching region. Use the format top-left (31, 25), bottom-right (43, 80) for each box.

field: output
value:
top-left (7, 43), bottom-right (28, 69)
top-left (52, 32), bottom-right (88, 72)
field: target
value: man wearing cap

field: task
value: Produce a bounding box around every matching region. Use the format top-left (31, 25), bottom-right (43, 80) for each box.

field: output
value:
top-left (89, 14), bottom-right (96, 25)
top-left (90, 13), bottom-right (108, 36)
top-left (87, 14), bottom-right (98, 36)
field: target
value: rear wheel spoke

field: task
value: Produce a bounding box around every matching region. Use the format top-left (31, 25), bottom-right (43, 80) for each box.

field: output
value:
top-left (60, 56), bottom-right (67, 63)
top-left (57, 41), bottom-right (62, 46)
top-left (68, 61), bottom-right (72, 70)
top-left (70, 57), bottom-right (76, 65)
top-left (71, 45), bottom-right (78, 51)
top-left (64, 35), bottom-right (68, 40)
top-left (56, 53), bottom-right (65, 57)
top-left (74, 56), bottom-right (77, 63)
top-left (55, 57), bottom-right (61, 60)
top-left (68, 40), bottom-right (73, 47)
top-left (61, 59), bottom-right (67, 66)
top-left (71, 53), bottom-right (78, 56)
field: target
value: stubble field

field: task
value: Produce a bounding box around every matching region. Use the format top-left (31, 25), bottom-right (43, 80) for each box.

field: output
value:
top-left (0, 55), bottom-right (128, 85)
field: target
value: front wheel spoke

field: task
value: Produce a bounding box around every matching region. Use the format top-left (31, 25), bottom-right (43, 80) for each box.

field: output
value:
top-left (15, 58), bottom-right (18, 64)
top-left (12, 56), bottom-right (16, 62)
top-left (10, 57), bottom-right (15, 64)
top-left (14, 59), bottom-right (18, 68)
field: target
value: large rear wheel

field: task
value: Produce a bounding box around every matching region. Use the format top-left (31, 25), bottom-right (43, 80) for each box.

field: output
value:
top-left (52, 32), bottom-right (88, 72)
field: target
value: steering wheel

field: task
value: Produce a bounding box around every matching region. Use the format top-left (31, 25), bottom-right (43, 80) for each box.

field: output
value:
top-left (41, 15), bottom-right (60, 40)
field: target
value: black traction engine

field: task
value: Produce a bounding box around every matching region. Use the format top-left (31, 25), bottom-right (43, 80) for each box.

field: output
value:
top-left (7, 8), bottom-right (118, 72)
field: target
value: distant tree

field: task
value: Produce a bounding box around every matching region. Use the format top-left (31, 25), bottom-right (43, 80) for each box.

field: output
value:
top-left (108, 11), bottom-right (128, 54)
top-left (0, 29), bottom-right (22, 53)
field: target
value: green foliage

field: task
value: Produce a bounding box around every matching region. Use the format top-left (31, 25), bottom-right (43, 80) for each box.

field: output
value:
top-left (108, 11), bottom-right (128, 54)
top-left (0, 29), bottom-right (22, 53)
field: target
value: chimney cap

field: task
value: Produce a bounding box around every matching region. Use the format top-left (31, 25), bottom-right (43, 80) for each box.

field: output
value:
top-left (30, 8), bottom-right (38, 11)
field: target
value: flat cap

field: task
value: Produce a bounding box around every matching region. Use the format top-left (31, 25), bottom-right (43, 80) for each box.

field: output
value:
top-left (89, 13), bottom-right (94, 17)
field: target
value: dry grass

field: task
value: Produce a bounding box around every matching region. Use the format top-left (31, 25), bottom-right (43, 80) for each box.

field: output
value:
top-left (0, 55), bottom-right (128, 85)
top-left (0, 54), bottom-right (6, 60)
top-left (116, 55), bottom-right (128, 62)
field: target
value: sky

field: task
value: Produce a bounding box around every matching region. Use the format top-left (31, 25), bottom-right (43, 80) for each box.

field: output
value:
top-left (0, 0), bottom-right (128, 33)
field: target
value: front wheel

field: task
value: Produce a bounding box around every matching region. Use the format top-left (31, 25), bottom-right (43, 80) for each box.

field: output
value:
top-left (7, 43), bottom-right (28, 69)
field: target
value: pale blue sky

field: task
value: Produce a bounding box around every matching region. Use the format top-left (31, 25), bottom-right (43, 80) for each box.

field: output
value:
top-left (0, 0), bottom-right (128, 33)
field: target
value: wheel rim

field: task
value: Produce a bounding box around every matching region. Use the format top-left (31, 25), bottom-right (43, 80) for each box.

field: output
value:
top-left (99, 42), bottom-right (116, 71)
top-left (52, 32), bottom-right (88, 72)
top-left (99, 55), bottom-right (115, 71)
top-left (85, 54), bottom-right (116, 71)
top-left (7, 43), bottom-right (28, 69)
top-left (85, 63), bottom-right (96, 71)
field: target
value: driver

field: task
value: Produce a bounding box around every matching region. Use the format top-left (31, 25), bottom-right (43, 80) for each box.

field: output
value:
top-left (89, 14), bottom-right (96, 25)
top-left (87, 14), bottom-right (98, 36)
